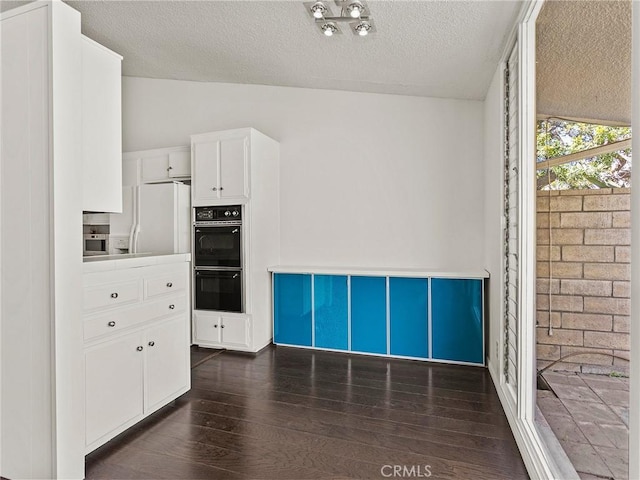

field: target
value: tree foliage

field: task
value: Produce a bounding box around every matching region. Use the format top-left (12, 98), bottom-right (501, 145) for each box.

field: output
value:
top-left (536, 119), bottom-right (632, 190)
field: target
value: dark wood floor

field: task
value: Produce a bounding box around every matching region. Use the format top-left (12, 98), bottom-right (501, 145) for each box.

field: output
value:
top-left (86, 346), bottom-right (529, 479)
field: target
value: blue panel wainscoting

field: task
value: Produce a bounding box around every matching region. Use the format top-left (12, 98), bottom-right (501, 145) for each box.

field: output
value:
top-left (350, 276), bottom-right (387, 355)
top-left (271, 269), bottom-right (485, 366)
top-left (273, 273), bottom-right (312, 346)
top-left (431, 278), bottom-right (483, 364)
top-left (389, 277), bottom-right (428, 358)
top-left (314, 275), bottom-right (349, 351)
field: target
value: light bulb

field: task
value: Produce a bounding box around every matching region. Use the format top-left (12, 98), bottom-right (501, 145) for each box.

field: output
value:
top-left (355, 21), bottom-right (371, 36)
top-left (348, 2), bottom-right (363, 18)
top-left (310, 2), bottom-right (326, 19)
top-left (323, 24), bottom-right (334, 36)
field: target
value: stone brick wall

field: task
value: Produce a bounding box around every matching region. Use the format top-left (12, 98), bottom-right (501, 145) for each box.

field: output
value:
top-left (536, 188), bottom-right (630, 375)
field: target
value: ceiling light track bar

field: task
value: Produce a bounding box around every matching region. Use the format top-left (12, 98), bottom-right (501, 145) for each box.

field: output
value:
top-left (316, 15), bottom-right (370, 23)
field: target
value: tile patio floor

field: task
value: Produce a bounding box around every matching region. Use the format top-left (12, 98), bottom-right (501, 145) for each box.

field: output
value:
top-left (537, 371), bottom-right (629, 480)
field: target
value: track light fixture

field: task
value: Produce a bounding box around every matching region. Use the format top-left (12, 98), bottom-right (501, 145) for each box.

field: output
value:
top-left (354, 20), bottom-right (371, 36)
top-left (310, 2), bottom-right (327, 19)
top-left (322, 22), bottom-right (338, 36)
top-left (304, 0), bottom-right (375, 37)
top-left (347, 1), bottom-right (364, 18)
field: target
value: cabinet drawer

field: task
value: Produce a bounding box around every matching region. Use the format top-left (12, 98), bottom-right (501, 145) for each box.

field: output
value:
top-left (84, 294), bottom-right (187, 341)
top-left (145, 272), bottom-right (187, 299)
top-left (84, 280), bottom-right (140, 312)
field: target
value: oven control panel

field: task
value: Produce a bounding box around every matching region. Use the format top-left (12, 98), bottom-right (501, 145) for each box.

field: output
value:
top-left (195, 205), bottom-right (242, 222)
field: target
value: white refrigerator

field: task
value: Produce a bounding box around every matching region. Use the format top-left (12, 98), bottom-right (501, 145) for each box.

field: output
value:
top-left (110, 182), bottom-right (191, 254)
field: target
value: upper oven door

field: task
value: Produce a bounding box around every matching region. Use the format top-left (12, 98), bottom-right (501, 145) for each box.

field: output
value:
top-left (193, 225), bottom-right (241, 268)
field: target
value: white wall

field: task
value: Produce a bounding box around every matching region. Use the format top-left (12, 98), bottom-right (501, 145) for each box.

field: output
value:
top-left (483, 66), bottom-right (504, 373)
top-left (123, 77), bottom-right (485, 270)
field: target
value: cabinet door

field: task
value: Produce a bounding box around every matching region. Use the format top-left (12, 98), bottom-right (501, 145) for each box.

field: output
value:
top-left (219, 137), bottom-right (248, 199)
top-left (389, 277), bottom-right (428, 359)
top-left (431, 278), bottom-right (484, 364)
top-left (273, 274), bottom-right (312, 346)
top-left (221, 316), bottom-right (250, 348)
top-left (350, 276), bottom-right (387, 354)
top-left (85, 332), bottom-right (144, 447)
top-left (81, 37), bottom-right (122, 213)
top-left (192, 140), bottom-right (221, 205)
top-left (145, 317), bottom-right (190, 412)
top-left (140, 153), bottom-right (170, 183)
top-left (168, 150), bottom-right (190, 178)
top-left (193, 310), bottom-right (221, 345)
top-left (314, 275), bottom-right (348, 351)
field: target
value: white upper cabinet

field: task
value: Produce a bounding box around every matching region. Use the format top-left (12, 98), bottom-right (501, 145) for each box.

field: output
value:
top-left (124, 146), bottom-right (191, 185)
top-left (81, 36), bottom-right (122, 213)
top-left (168, 150), bottom-right (191, 178)
top-left (140, 147), bottom-right (190, 183)
top-left (192, 130), bottom-right (249, 206)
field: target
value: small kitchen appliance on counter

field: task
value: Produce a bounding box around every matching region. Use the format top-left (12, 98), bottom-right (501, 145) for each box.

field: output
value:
top-left (83, 214), bottom-right (110, 256)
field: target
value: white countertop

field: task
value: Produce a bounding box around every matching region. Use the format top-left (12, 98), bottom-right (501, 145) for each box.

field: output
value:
top-left (267, 265), bottom-right (489, 279)
top-left (83, 253), bottom-right (191, 273)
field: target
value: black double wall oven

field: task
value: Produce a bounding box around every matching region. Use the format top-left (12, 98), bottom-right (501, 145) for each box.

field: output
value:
top-left (193, 206), bottom-right (243, 313)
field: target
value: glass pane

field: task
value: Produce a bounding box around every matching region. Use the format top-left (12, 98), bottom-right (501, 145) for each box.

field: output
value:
top-left (351, 276), bottom-right (387, 355)
top-left (432, 278), bottom-right (483, 364)
top-left (389, 277), bottom-right (428, 359)
top-left (314, 275), bottom-right (348, 351)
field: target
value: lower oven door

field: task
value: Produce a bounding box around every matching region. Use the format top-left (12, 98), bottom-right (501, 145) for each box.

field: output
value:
top-left (194, 269), bottom-right (242, 313)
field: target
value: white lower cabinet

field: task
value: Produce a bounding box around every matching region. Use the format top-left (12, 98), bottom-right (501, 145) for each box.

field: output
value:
top-left (85, 332), bottom-right (144, 447)
top-left (83, 261), bottom-right (191, 453)
top-left (193, 311), bottom-right (250, 350)
top-left (145, 317), bottom-right (190, 411)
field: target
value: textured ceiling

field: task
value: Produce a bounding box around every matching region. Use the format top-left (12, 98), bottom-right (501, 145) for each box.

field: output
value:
top-left (4, 0), bottom-right (628, 121)
top-left (41, 0), bottom-right (523, 101)
top-left (536, 0), bottom-right (631, 126)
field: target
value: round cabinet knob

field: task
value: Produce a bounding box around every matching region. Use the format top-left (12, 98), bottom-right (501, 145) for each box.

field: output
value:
top-left (148, 341), bottom-right (155, 347)
top-left (169, 304), bottom-right (175, 309)
top-left (166, 282), bottom-right (173, 288)
top-left (107, 321), bottom-right (116, 327)
top-left (136, 346), bottom-right (143, 352)
top-left (212, 187), bottom-right (218, 191)
top-left (111, 292), bottom-right (119, 299)
top-left (224, 211), bottom-right (231, 217)
top-left (213, 324), bottom-right (218, 328)
top-left (219, 187), bottom-right (224, 191)
top-left (220, 324), bottom-right (225, 329)
top-left (232, 210), bottom-right (239, 217)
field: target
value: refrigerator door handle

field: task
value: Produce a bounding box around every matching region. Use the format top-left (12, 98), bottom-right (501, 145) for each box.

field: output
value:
top-left (131, 224), bottom-right (141, 254)
top-left (128, 223), bottom-right (136, 253)
top-left (131, 185), bottom-right (140, 254)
